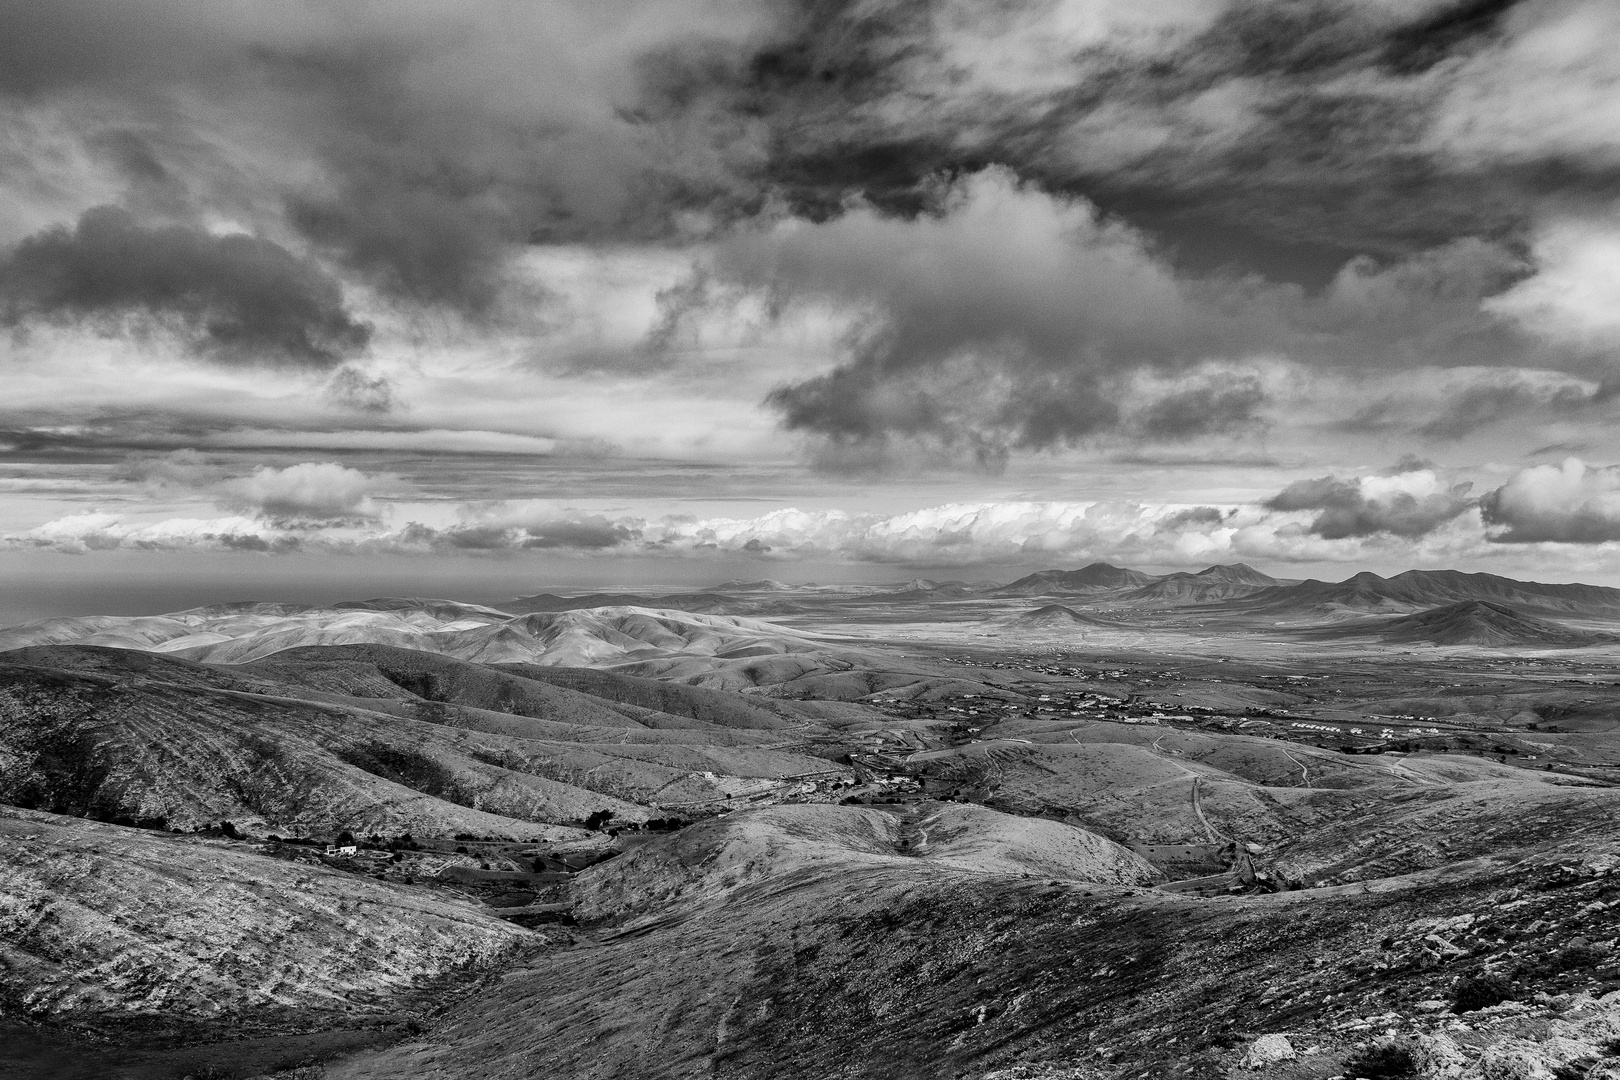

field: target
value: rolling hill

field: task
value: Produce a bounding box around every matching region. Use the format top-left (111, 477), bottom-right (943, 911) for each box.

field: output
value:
top-left (0, 644), bottom-right (854, 838)
top-left (0, 601), bottom-right (842, 672)
top-left (1005, 604), bottom-right (1122, 631)
top-left (1370, 600), bottom-right (1613, 648)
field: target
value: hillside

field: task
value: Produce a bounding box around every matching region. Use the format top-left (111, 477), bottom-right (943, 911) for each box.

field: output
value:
top-left (1237, 569), bottom-right (1620, 619)
top-left (326, 801), bottom-right (1620, 1080)
top-left (1005, 604), bottom-right (1121, 630)
top-left (0, 805), bottom-right (527, 1023)
top-left (1372, 600), bottom-right (1613, 648)
top-left (994, 562), bottom-right (1157, 596)
top-left (0, 645), bottom-right (849, 838)
top-left (0, 601), bottom-right (840, 672)
top-left (1121, 563), bottom-right (1281, 604)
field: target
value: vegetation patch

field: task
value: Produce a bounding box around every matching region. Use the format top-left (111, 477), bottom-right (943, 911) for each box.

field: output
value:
top-left (332, 741), bottom-right (469, 804)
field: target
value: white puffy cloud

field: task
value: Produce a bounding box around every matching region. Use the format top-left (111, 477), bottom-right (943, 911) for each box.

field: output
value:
top-left (16, 511), bottom-right (291, 554)
top-left (2, 484), bottom-right (1493, 570)
top-left (221, 462), bottom-right (379, 522)
top-left (1482, 457), bottom-right (1620, 543)
top-left (1483, 214), bottom-right (1620, 350)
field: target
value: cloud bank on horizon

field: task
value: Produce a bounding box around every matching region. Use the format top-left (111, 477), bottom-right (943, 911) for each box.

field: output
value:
top-left (10, 456), bottom-right (1620, 577)
top-left (1, 0), bottom-right (1619, 582)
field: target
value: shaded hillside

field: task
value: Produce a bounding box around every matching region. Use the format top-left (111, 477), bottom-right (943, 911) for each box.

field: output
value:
top-left (1236, 568), bottom-right (1620, 618)
top-left (994, 562), bottom-right (1157, 596)
top-left (491, 663), bottom-right (802, 730)
top-left (1373, 601), bottom-right (1612, 648)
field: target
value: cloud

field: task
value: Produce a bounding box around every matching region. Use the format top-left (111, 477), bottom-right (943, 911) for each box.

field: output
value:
top-left (0, 206), bottom-right (370, 365)
top-left (669, 169), bottom-right (1538, 466)
top-left (13, 511), bottom-right (300, 555)
top-left (633, 0), bottom-right (1586, 273)
top-left (113, 448), bottom-right (229, 490)
top-left (1427, 0), bottom-right (1620, 171)
top-left (1339, 368), bottom-right (1604, 439)
top-left (1264, 465), bottom-right (1475, 539)
top-left (222, 462), bottom-right (379, 522)
top-left (1483, 212), bottom-right (1620, 352)
top-left (1, 0), bottom-right (1599, 326)
top-left (325, 366), bottom-right (395, 413)
top-left (2, 488), bottom-right (1496, 570)
top-left (1481, 456), bottom-right (1620, 543)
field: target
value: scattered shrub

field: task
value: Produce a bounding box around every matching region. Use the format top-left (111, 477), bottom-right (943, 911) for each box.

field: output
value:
top-left (1452, 973), bottom-right (1514, 1013)
top-left (1341, 1040), bottom-right (1417, 1079)
top-left (379, 669), bottom-right (446, 702)
top-left (0, 684), bottom-right (113, 817)
top-left (333, 743), bottom-right (467, 805)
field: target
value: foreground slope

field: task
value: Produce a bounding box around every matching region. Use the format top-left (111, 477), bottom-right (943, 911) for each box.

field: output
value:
top-left (328, 801), bottom-right (1620, 1080)
top-left (0, 805), bottom-right (527, 1023)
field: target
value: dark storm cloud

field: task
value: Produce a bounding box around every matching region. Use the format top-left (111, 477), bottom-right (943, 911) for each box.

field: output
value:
top-left (0, 0), bottom-right (1583, 319)
top-left (633, 0), bottom-right (1575, 279)
top-left (1127, 373), bottom-right (1267, 442)
top-left (0, 2), bottom-right (767, 317)
top-left (0, 0), bottom-right (1615, 478)
top-left (693, 170), bottom-right (1552, 465)
top-left (1265, 471), bottom-right (1475, 539)
top-left (0, 206), bottom-right (370, 366)
top-left (1336, 372), bottom-right (1604, 439)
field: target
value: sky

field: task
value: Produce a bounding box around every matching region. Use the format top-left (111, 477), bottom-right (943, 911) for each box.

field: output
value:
top-left (3, 0), bottom-right (1620, 621)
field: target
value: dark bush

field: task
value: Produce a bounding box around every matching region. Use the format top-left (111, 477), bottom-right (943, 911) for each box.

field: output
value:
top-left (379, 668), bottom-right (446, 701)
top-left (1452, 973), bottom-right (1514, 1013)
top-left (1341, 1040), bottom-right (1417, 1079)
top-left (0, 683), bottom-right (114, 817)
top-left (220, 821), bottom-right (238, 838)
top-left (333, 743), bottom-right (467, 805)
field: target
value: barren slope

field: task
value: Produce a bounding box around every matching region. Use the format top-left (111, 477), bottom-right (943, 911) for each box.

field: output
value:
top-left (0, 806), bottom-right (527, 1023)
